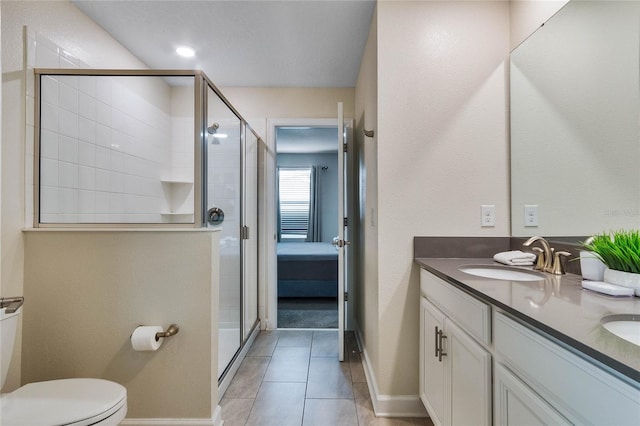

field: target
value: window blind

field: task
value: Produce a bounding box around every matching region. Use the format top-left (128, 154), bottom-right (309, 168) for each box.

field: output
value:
top-left (279, 168), bottom-right (312, 240)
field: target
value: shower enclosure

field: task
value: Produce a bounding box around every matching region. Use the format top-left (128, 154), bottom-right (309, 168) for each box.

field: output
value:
top-left (33, 69), bottom-right (259, 383)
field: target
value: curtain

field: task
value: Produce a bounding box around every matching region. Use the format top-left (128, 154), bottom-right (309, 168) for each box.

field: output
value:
top-left (276, 168), bottom-right (281, 241)
top-left (306, 166), bottom-right (320, 242)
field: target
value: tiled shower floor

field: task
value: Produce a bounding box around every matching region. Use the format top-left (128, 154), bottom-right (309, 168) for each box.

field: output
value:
top-left (220, 330), bottom-right (433, 426)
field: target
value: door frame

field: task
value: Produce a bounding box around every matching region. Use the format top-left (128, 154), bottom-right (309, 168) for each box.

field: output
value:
top-left (261, 117), bottom-right (354, 331)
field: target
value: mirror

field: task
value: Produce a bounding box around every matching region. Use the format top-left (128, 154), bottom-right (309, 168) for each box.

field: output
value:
top-left (510, 0), bottom-right (640, 238)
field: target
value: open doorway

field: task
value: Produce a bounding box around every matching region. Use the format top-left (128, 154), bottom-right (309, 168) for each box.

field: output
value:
top-left (275, 126), bottom-right (339, 328)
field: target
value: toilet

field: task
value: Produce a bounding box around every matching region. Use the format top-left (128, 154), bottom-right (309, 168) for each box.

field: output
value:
top-left (1, 305), bottom-right (127, 425)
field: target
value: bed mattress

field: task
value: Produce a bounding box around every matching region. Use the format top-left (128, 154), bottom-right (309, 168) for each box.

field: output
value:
top-left (276, 242), bottom-right (338, 261)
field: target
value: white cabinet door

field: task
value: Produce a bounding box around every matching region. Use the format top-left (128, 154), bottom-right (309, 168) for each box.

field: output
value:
top-left (421, 296), bottom-right (491, 426)
top-left (448, 319), bottom-right (492, 426)
top-left (494, 363), bottom-right (570, 426)
top-left (420, 297), bottom-right (448, 426)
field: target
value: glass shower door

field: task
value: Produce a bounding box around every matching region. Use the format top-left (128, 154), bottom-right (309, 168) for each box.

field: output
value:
top-left (243, 128), bottom-right (259, 340)
top-left (205, 84), bottom-right (242, 379)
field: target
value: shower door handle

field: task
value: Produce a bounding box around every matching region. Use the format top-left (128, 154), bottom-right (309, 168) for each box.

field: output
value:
top-left (207, 207), bottom-right (225, 225)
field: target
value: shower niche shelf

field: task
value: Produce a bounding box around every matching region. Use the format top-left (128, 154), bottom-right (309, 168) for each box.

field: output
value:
top-left (160, 212), bottom-right (194, 225)
top-left (161, 179), bottom-right (194, 222)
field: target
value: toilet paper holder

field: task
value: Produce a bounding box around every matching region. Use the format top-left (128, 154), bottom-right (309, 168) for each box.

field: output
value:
top-left (155, 324), bottom-right (179, 341)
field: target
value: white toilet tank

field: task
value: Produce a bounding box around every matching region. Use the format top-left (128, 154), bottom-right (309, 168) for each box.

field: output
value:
top-left (0, 307), bottom-right (20, 389)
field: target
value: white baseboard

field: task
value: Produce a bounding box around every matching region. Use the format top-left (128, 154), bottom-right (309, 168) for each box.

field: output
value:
top-left (355, 328), bottom-right (428, 418)
top-left (120, 405), bottom-right (222, 426)
top-left (120, 419), bottom-right (213, 426)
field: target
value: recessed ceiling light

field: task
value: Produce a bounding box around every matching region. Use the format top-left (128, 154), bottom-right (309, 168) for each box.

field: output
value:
top-left (176, 46), bottom-right (195, 58)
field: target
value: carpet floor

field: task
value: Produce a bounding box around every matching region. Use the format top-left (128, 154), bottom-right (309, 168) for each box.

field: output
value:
top-left (277, 297), bottom-right (338, 328)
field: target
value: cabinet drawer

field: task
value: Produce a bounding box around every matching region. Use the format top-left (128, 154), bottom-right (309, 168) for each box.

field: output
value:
top-left (494, 311), bottom-right (640, 425)
top-left (420, 269), bottom-right (491, 345)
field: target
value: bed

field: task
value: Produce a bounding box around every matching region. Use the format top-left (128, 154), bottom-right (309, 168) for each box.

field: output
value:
top-left (277, 242), bottom-right (338, 298)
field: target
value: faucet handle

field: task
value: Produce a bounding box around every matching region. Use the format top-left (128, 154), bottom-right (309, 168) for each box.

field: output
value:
top-left (531, 247), bottom-right (547, 271)
top-left (550, 251), bottom-right (571, 275)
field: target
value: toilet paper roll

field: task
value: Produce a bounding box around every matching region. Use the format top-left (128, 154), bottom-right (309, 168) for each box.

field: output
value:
top-left (131, 326), bottom-right (164, 351)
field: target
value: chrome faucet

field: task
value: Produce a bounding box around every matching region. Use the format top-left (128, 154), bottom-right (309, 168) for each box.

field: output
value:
top-left (522, 236), bottom-right (570, 275)
top-left (523, 236), bottom-right (552, 271)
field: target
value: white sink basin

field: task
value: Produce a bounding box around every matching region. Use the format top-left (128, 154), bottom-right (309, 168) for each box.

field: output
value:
top-left (601, 315), bottom-right (640, 347)
top-left (459, 265), bottom-right (546, 281)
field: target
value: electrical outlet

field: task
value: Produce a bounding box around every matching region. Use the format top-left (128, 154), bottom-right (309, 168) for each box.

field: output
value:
top-left (481, 205), bottom-right (496, 227)
top-left (524, 204), bottom-right (539, 227)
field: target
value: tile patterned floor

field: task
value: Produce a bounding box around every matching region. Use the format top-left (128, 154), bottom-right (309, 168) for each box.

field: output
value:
top-left (220, 330), bottom-right (433, 426)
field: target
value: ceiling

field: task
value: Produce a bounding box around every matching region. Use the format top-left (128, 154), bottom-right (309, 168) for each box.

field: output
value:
top-left (72, 0), bottom-right (376, 88)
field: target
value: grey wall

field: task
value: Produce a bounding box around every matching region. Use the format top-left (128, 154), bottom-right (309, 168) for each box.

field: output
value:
top-left (277, 153), bottom-right (338, 243)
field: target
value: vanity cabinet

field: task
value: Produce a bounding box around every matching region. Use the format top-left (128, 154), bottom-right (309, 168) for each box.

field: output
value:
top-left (494, 311), bottom-right (640, 426)
top-left (419, 270), bottom-right (492, 426)
top-left (419, 264), bottom-right (640, 426)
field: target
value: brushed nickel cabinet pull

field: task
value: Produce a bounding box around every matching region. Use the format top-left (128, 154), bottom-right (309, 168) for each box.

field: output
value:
top-left (438, 331), bottom-right (448, 362)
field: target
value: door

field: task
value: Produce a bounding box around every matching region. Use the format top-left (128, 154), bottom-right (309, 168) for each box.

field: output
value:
top-left (243, 127), bottom-right (259, 340)
top-left (205, 83), bottom-right (243, 379)
top-left (335, 102), bottom-right (347, 361)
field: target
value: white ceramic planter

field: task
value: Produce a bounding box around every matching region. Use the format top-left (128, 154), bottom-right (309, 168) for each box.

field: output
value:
top-left (579, 251), bottom-right (607, 281)
top-left (603, 268), bottom-right (640, 296)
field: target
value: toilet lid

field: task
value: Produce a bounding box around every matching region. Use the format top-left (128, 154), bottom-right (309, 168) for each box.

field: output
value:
top-left (0, 378), bottom-right (126, 425)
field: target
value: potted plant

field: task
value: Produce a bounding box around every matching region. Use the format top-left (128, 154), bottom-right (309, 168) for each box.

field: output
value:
top-left (581, 230), bottom-right (640, 295)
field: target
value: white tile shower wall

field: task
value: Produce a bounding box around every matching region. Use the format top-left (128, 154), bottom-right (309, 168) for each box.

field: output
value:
top-left (165, 86), bottom-right (196, 216)
top-left (39, 74), bottom-right (171, 223)
top-left (27, 31), bottom-right (178, 224)
top-left (170, 87), bottom-right (195, 182)
top-left (170, 116), bottom-right (194, 182)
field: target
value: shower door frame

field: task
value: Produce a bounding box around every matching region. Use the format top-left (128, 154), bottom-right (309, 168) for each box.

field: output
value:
top-left (32, 68), bottom-right (261, 384)
top-left (200, 73), bottom-right (261, 384)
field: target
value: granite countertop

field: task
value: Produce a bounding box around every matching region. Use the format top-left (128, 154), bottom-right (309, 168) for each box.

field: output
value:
top-left (415, 257), bottom-right (640, 384)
